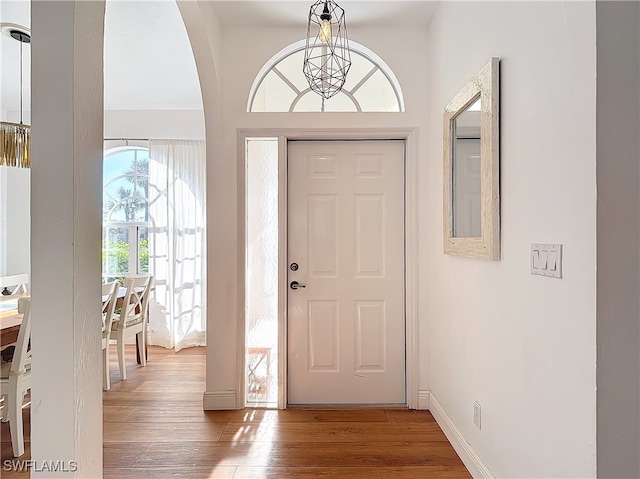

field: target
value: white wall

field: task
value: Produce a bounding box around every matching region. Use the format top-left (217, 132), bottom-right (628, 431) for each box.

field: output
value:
top-left (595, 2), bottom-right (640, 478)
top-left (200, 21), bottom-right (429, 407)
top-left (177, 0), bottom-right (227, 404)
top-left (1, 166), bottom-right (30, 276)
top-left (31, 3), bottom-right (105, 476)
top-left (1, 115), bottom-right (31, 279)
top-left (104, 109), bottom-right (204, 140)
top-left (425, 2), bottom-right (597, 478)
top-left (0, 104), bottom-right (31, 278)
top-left (0, 167), bottom-right (5, 274)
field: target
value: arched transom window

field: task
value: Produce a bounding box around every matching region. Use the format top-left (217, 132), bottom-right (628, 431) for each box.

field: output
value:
top-left (102, 146), bottom-right (150, 282)
top-left (248, 39), bottom-right (405, 113)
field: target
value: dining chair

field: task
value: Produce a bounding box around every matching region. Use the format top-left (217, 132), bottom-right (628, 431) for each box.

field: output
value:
top-left (0, 273), bottom-right (29, 296)
top-left (0, 297), bottom-right (32, 457)
top-left (111, 275), bottom-right (153, 380)
top-left (101, 281), bottom-right (119, 391)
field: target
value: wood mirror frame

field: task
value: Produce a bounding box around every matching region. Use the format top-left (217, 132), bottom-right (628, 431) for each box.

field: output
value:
top-left (443, 57), bottom-right (500, 260)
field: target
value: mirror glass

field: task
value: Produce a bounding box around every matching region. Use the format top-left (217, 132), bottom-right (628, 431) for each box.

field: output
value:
top-left (452, 96), bottom-right (481, 237)
top-left (443, 57), bottom-right (499, 260)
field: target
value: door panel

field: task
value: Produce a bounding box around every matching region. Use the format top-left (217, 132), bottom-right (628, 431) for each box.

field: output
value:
top-left (287, 140), bottom-right (405, 405)
top-left (355, 300), bottom-right (385, 371)
top-left (308, 195), bottom-right (338, 276)
top-left (355, 195), bottom-right (385, 276)
top-left (308, 300), bottom-right (338, 370)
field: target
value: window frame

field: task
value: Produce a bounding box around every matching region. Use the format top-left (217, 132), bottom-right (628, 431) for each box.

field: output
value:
top-left (102, 145), bottom-right (150, 282)
top-left (247, 39), bottom-right (405, 113)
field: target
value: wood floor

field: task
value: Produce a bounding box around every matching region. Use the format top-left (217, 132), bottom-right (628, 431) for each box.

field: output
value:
top-left (2, 345), bottom-right (471, 478)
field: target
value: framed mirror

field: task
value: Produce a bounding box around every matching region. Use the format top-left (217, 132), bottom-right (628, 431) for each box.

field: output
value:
top-left (443, 57), bottom-right (500, 260)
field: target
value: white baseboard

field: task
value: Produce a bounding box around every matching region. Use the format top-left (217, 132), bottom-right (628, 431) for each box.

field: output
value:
top-left (429, 392), bottom-right (495, 479)
top-left (418, 390), bottom-right (430, 410)
top-left (203, 390), bottom-right (241, 410)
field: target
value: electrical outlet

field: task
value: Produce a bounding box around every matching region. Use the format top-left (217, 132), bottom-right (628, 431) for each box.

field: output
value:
top-left (474, 401), bottom-right (482, 429)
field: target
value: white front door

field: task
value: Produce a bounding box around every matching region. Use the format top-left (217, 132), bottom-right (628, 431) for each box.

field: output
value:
top-left (287, 140), bottom-right (405, 405)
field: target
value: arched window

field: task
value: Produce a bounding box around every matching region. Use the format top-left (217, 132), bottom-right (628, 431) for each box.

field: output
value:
top-left (248, 39), bottom-right (405, 113)
top-left (102, 146), bottom-right (150, 282)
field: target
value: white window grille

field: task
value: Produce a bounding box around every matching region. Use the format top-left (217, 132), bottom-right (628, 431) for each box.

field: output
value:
top-left (102, 146), bottom-right (150, 283)
top-left (248, 39), bottom-right (404, 113)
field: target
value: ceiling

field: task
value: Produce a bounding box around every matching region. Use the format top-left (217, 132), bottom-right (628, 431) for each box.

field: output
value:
top-left (210, 1), bottom-right (438, 28)
top-left (0, 0), bottom-right (437, 116)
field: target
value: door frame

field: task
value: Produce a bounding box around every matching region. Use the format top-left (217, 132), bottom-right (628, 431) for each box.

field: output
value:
top-left (238, 128), bottom-right (419, 409)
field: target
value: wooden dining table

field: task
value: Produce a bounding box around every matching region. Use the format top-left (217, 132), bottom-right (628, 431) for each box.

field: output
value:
top-left (0, 293), bottom-right (29, 348)
top-left (1, 289), bottom-right (147, 363)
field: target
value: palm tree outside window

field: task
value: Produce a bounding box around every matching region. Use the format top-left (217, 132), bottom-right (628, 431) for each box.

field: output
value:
top-left (102, 146), bottom-right (150, 283)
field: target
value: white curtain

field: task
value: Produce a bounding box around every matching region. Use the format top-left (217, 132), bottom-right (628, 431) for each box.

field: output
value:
top-left (147, 140), bottom-right (206, 350)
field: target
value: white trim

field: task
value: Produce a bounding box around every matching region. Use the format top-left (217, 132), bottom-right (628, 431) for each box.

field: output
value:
top-left (429, 392), bottom-right (495, 479)
top-left (247, 39), bottom-right (405, 113)
top-left (418, 390), bottom-right (430, 410)
top-left (277, 135), bottom-right (288, 409)
top-left (237, 133), bottom-right (248, 408)
top-left (405, 128), bottom-right (419, 410)
top-left (103, 144), bottom-right (148, 156)
top-left (238, 127), bottom-right (418, 409)
top-left (203, 390), bottom-right (241, 410)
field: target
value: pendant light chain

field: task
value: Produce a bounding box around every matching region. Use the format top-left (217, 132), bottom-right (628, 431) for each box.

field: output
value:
top-left (19, 35), bottom-right (23, 125)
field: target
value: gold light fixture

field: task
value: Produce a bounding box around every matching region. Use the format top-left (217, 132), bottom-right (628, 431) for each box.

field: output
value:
top-left (1, 25), bottom-right (30, 168)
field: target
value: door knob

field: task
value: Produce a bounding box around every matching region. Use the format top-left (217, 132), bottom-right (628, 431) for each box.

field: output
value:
top-left (290, 281), bottom-right (306, 290)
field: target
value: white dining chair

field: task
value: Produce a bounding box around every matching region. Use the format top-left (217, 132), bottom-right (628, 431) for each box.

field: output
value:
top-left (0, 297), bottom-right (32, 457)
top-left (101, 281), bottom-right (119, 391)
top-left (0, 273), bottom-right (29, 296)
top-left (111, 276), bottom-right (153, 380)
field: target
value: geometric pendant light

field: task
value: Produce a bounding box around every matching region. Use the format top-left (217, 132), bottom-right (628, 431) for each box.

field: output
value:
top-left (303, 0), bottom-right (351, 100)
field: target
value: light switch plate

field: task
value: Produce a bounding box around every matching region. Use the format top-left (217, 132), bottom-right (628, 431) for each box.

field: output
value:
top-left (531, 243), bottom-right (562, 278)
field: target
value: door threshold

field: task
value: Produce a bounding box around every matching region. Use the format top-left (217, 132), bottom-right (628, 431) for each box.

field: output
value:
top-left (286, 403), bottom-right (408, 409)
